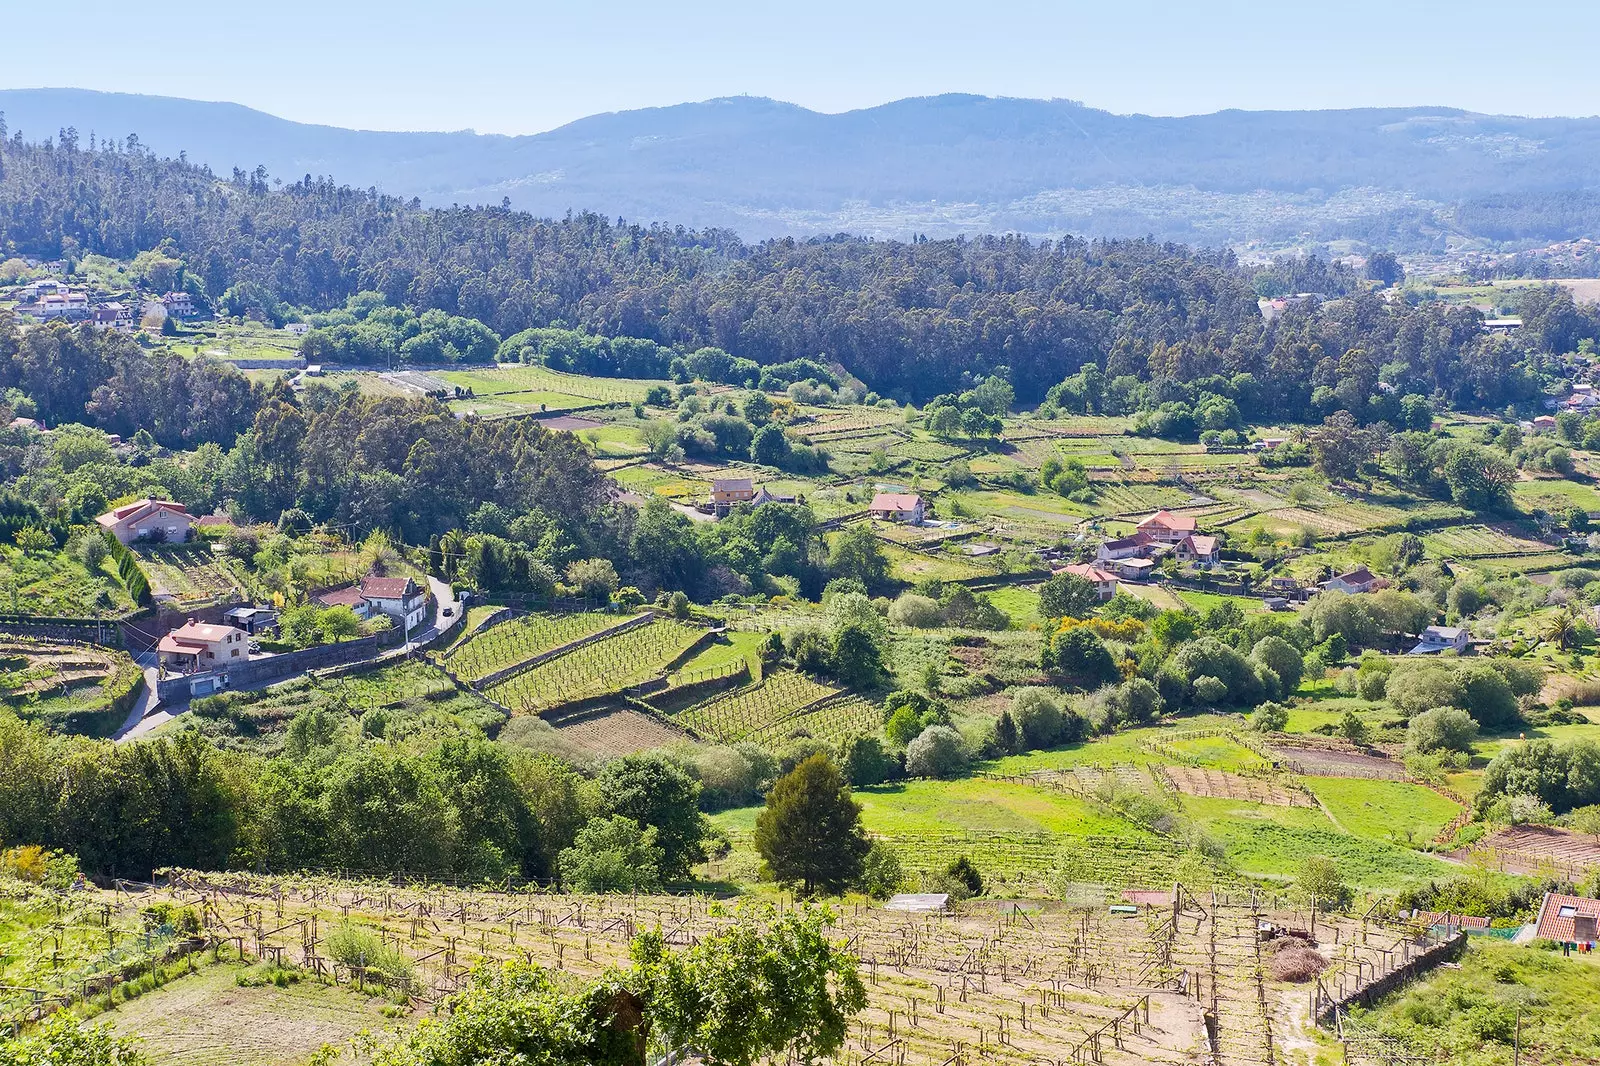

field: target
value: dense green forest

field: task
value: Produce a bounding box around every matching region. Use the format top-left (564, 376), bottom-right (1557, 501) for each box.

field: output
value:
top-left (4, 134), bottom-right (1600, 409)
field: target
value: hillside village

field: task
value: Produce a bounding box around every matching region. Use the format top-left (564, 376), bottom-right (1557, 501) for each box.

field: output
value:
top-left (10, 139), bottom-right (1600, 1065)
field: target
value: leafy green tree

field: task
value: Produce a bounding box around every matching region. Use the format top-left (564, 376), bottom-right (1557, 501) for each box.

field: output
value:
top-left (858, 841), bottom-right (905, 898)
top-left (839, 734), bottom-right (893, 786)
top-left (1010, 687), bottom-right (1063, 749)
top-left (559, 815), bottom-right (663, 892)
top-left (754, 754), bottom-right (870, 896)
top-left (1443, 445), bottom-right (1516, 511)
top-left (830, 624), bottom-right (885, 690)
top-left (372, 959), bottom-right (645, 1066)
top-left (322, 747), bottom-right (461, 875)
top-left (904, 725), bottom-right (967, 779)
top-left (1047, 628), bottom-right (1121, 689)
top-left (1339, 710), bottom-right (1369, 745)
top-left (597, 754), bottom-right (708, 880)
top-left (633, 909), bottom-right (867, 1066)
top-left (827, 527), bottom-right (888, 590)
top-left (750, 423), bottom-right (791, 466)
top-left (945, 855), bottom-right (983, 896)
top-left (1295, 855), bottom-right (1352, 911)
top-left (1250, 636), bottom-right (1303, 695)
top-left (1406, 707), bottom-right (1478, 754)
top-left (1038, 573), bottom-right (1098, 620)
top-left (1458, 662), bottom-right (1519, 729)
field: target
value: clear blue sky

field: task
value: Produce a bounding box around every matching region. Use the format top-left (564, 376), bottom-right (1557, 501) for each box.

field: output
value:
top-left (8, 1), bottom-right (1598, 133)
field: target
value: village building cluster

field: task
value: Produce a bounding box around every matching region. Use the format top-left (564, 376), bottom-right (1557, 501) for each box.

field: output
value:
top-left (4, 272), bottom-right (203, 332)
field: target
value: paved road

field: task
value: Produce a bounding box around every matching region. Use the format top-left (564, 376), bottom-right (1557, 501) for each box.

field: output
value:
top-left (114, 577), bottom-right (463, 742)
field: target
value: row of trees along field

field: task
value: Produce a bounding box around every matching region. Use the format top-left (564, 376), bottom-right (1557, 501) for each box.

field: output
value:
top-left (5, 133), bottom-right (1600, 409)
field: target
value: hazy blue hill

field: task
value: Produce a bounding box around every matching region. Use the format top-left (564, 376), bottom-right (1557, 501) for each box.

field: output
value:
top-left (4, 87), bottom-right (1600, 244)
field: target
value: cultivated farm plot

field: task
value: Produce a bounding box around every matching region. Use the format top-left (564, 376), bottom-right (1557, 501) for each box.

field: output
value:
top-left (1422, 524), bottom-right (1551, 558)
top-left (484, 619), bottom-right (704, 713)
top-left (891, 439), bottom-right (967, 462)
top-left (440, 611), bottom-right (621, 682)
top-left (1472, 824), bottom-right (1600, 875)
top-left (547, 705), bottom-right (690, 758)
top-left (675, 670), bottom-right (840, 744)
top-left (1159, 766), bottom-right (1313, 808)
top-left (1092, 483), bottom-right (1193, 514)
top-left (131, 544), bottom-right (245, 607)
top-left (1267, 743), bottom-right (1407, 780)
top-left (90, 870), bottom-right (1358, 1066)
top-left (438, 365), bottom-right (663, 403)
top-left (0, 638), bottom-right (141, 735)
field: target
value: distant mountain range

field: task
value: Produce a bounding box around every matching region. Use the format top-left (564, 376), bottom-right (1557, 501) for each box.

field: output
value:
top-left (5, 87), bottom-right (1600, 249)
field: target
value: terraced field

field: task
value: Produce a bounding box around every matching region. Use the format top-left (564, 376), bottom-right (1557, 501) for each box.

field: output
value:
top-left (675, 670), bottom-right (841, 743)
top-left (483, 619), bottom-right (705, 713)
top-left (440, 611), bottom-right (622, 682)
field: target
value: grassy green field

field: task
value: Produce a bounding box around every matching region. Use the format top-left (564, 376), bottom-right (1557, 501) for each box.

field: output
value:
top-left (1348, 941), bottom-right (1600, 1066)
top-left (0, 547), bottom-right (135, 618)
top-left (1304, 777), bottom-right (1462, 842)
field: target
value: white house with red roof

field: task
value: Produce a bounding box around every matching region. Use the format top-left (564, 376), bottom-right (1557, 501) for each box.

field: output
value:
top-left (312, 575), bottom-right (428, 631)
top-left (1136, 510), bottom-right (1197, 544)
top-left (1176, 533), bottom-right (1221, 568)
top-left (1096, 531), bottom-right (1152, 563)
top-left (95, 499), bottom-right (193, 545)
top-left (157, 619), bottom-right (248, 673)
top-left (313, 585), bottom-right (372, 619)
top-left (869, 492), bottom-right (926, 524)
top-left (359, 575), bottom-right (428, 631)
top-left (1321, 566), bottom-right (1379, 594)
top-left (1054, 562), bottom-right (1119, 601)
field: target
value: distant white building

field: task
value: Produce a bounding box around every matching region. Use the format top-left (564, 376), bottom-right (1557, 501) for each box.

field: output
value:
top-left (1410, 625), bottom-right (1469, 655)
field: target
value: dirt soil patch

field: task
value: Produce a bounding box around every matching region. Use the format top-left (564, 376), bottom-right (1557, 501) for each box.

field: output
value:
top-left (536, 414), bottom-right (605, 431)
top-left (1268, 743), bottom-right (1408, 780)
top-left (549, 705), bottom-right (690, 757)
top-left (1470, 824), bottom-right (1600, 876)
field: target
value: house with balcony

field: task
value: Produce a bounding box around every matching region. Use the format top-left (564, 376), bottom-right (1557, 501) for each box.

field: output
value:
top-left (1136, 510), bottom-right (1197, 545)
top-left (157, 620), bottom-right (249, 674)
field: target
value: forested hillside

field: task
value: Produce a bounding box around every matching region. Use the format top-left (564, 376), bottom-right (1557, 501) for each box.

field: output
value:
top-left (6, 89), bottom-right (1600, 246)
top-left (3, 134), bottom-right (1600, 411)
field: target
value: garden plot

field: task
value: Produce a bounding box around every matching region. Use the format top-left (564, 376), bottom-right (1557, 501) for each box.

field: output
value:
top-left (0, 547), bottom-right (136, 618)
top-left (892, 439), bottom-right (968, 462)
top-left (1160, 766), bottom-right (1313, 808)
top-left (105, 965), bottom-right (399, 1066)
top-left (607, 465), bottom-right (710, 500)
top-left (546, 704), bottom-right (690, 758)
top-left (1470, 824), bottom-right (1600, 875)
top-left (484, 619), bottom-right (705, 713)
top-left (440, 611), bottom-right (621, 683)
top-left (131, 544), bottom-right (245, 607)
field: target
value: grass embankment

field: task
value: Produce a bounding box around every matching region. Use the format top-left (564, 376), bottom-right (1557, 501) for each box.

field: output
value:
top-left (1349, 941), bottom-right (1600, 1066)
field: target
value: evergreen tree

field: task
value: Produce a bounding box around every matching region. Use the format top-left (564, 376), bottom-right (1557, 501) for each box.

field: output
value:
top-left (754, 754), bottom-right (870, 896)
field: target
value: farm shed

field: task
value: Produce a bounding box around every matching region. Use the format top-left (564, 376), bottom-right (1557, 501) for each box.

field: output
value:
top-left (884, 893), bottom-right (950, 913)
